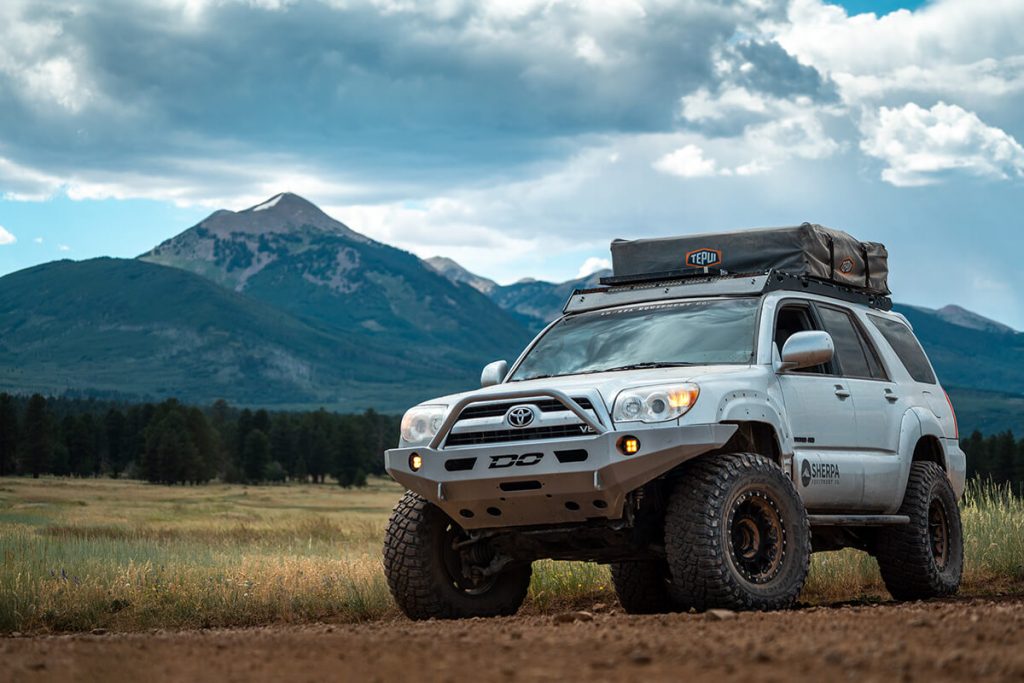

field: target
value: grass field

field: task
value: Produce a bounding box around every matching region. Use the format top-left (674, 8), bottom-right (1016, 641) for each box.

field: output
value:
top-left (1, 477), bottom-right (1022, 633)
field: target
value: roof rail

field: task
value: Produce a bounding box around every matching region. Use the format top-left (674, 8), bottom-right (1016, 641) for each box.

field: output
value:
top-left (563, 270), bottom-right (892, 316)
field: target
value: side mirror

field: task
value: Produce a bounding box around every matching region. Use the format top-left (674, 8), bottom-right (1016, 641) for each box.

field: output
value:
top-left (777, 331), bottom-right (834, 372)
top-left (480, 360), bottom-right (509, 388)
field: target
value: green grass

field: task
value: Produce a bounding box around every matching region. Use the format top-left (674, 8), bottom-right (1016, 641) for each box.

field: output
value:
top-left (1, 477), bottom-right (1022, 633)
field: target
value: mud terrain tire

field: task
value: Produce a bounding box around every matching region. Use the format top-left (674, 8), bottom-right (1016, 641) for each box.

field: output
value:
top-left (383, 491), bottom-right (532, 620)
top-left (610, 560), bottom-right (675, 614)
top-left (874, 462), bottom-right (963, 601)
top-left (664, 452), bottom-right (810, 611)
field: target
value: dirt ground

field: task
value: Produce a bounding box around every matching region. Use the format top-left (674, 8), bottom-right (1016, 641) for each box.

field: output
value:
top-left (3, 596), bottom-right (1023, 683)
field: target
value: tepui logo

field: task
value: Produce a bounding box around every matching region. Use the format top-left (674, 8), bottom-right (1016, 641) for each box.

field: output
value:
top-left (839, 257), bottom-right (855, 274)
top-left (685, 248), bottom-right (722, 268)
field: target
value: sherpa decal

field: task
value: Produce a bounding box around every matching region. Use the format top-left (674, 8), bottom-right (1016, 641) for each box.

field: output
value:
top-left (801, 459), bottom-right (840, 487)
top-left (685, 248), bottom-right (722, 268)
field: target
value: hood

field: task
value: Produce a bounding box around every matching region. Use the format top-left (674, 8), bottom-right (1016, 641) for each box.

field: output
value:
top-left (416, 364), bottom-right (754, 412)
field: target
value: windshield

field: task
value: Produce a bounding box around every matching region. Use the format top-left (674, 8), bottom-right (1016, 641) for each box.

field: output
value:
top-left (509, 298), bottom-right (759, 382)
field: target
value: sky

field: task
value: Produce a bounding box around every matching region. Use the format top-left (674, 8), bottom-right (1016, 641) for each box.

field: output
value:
top-left (0, 0), bottom-right (1022, 329)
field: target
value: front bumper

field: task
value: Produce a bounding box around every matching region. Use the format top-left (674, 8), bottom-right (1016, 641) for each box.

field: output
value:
top-left (385, 423), bottom-right (736, 529)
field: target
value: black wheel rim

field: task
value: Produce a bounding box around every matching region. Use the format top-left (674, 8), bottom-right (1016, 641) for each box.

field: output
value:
top-left (440, 523), bottom-right (497, 595)
top-left (928, 498), bottom-right (950, 569)
top-left (726, 489), bottom-right (787, 585)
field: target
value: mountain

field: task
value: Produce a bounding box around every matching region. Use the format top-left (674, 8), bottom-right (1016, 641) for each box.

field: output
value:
top-left (903, 304), bottom-right (1017, 335)
top-left (2, 194), bottom-right (1021, 430)
top-left (0, 258), bottom-right (437, 408)
top-left (488, 269), bottom-right (611, 331)
top-left (140, 193), bottom-right (532, 383)
top-left (425, 256), bottom-right (497, 294)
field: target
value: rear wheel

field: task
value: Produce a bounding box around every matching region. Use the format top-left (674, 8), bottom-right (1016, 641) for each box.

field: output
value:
top-left (610, 560), bottom-right (675, 614)
top-left (664, 453), bottom-right (810, 611)
top-left (383, 491), bottom-right (532, 620)
top-left (874, 462), bottom-right (963, 600)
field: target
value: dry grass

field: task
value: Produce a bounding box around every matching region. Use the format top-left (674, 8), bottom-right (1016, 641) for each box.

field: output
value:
top-left (1, 477), bottom-right (1021, 633)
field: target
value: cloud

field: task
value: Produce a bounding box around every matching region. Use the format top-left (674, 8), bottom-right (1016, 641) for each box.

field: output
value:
top-left (0, 225), bottom-right (16, 245)
top-left (576, 256), bottom-right (611, 278)
top-left (58, 244), bottom-right (70, 252)
top-left (33, 237), bottom-right (42, 244)
top-left (860, 102), bottom-right (1024, 186)
top-left (771, 0), bottom-right (1024, 105)
top-left (653, 144), bottom-right (721, 178)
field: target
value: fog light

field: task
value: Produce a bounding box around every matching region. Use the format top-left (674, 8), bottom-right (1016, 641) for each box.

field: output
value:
top-left (409, 453), bottom-right (423, 471)
top-left (617, 436), bottom-right (641, 456)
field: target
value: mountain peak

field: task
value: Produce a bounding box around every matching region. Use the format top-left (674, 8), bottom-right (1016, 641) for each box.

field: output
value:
top-left (243, 192), bottom-right (319, 215)
top-left (424, 256), bottom-right (497, 294)
top-left (935, 304), bottom-right (1017, 334)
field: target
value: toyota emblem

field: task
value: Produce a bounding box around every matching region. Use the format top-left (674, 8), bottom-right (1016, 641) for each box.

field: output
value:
top-left (505, 405), bottom-right (536, 428)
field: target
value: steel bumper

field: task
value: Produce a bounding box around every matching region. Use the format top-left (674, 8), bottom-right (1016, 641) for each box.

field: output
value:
top-left (385, 423), bottom-right (736, 529)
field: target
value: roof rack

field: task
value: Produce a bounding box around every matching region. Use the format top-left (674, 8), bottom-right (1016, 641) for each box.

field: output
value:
top-left (563, 270), bottom-right (892, 315)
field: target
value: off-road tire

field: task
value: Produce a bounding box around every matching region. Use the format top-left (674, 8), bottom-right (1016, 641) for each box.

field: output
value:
top-left (664, 452), bottom-right (810, 611)
top-left (874, 462), bottom-right (963, 601)
top-left (610, 560), bottom-right (675, 614)
top-left (383, 491), bottom-right (532, 620)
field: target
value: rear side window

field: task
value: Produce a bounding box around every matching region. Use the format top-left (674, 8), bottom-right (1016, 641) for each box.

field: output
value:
top-left (869, 315), bottom-right (937, 384)
top-left (817, 306), bottom-right (873, 379)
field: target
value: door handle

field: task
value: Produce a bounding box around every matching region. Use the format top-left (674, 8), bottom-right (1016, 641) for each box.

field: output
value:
top-left (834, 386), bottom-right (850, 399)
top-left (884, 389), bottom-right (899, 403)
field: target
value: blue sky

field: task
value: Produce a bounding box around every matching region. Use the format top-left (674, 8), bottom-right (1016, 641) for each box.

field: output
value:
top-left (1, 0), bottom-right (1022, 328)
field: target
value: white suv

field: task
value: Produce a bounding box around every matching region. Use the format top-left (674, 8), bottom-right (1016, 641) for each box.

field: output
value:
top-left (382, 266), bottom-right (965, 619)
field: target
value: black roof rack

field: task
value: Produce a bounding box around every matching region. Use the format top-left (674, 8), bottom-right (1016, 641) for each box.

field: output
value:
top-left (563, 270), bottom-right (892, 315)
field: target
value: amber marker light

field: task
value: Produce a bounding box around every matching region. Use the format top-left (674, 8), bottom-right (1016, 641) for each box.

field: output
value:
top-left (409, 453), bottom-right (423, 471)
top-left (667, 386), bottom-right (699, 409)
top-left (617, 436), bottom-right (641, 456)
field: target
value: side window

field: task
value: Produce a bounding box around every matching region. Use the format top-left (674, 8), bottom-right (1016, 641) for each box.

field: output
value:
top-left (774, 304), bottom-right (833, 375)
top-left (869, 315), bottom-right (937, 384)
top-left (816, 306), bottom-right (872, 379)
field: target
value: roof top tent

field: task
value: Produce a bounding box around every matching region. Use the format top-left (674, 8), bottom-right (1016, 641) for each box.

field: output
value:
top-left (563, 223), bottom-right (892, 315)
top-left (605, 223), bottom-right (889, 295)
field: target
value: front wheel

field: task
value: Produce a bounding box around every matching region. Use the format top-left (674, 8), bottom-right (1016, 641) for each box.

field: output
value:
top-left (873, 462), bottom-right (963, 600)
top-left (383, 491), bottom-right (532, 620)
top-left (664, 453), bottom-right (811, 611)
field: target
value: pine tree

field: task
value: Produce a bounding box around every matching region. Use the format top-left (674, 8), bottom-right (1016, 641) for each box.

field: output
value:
top-left (242, 429), bottom-right (271, 483)
top-left (0, 393), bottom-right (18, 476)
top-left (21, 394), bottom-right (53, 478)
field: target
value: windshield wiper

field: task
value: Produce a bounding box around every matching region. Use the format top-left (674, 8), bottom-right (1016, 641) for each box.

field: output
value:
top-left (601, 362), bottom-right (698, 372)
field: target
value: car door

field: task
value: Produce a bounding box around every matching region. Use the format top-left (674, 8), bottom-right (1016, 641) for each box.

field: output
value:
top-left (773, 302), bottom-right (863, 510)
top-left (814, 303), bottom-right (904, 511)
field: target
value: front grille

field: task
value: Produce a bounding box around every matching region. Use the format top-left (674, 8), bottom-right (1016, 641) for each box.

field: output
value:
top-left (457, 397), bottom-right (595, 422)
top-left (445, 424), bottom-right (595, 447)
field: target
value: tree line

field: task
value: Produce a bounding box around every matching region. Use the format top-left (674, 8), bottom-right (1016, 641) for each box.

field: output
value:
top-left (3, 392), bottom-right (1024, 491)
top-left (962, 430), bottom-right (1024, 491)
top-left (0, 393), bottom-right (398, 486)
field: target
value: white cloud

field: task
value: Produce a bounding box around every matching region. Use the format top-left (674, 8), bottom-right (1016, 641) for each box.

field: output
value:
top-left (653, 144), bottom-right (720, 178)
top-left (0, 225), bottom-right (16, 245)
top-left (576, 256), bottom-right (611, 278)
top-left (680, 86), bottom-right (769, 122)
top-left (860, 102), bottom-right (1024, 187)
top-left (33, 237), bottom-right (43, 244)
top-left (771, 0), bottom-right (1024, 103)
top-left (57, 244), bottom-right (70, 252)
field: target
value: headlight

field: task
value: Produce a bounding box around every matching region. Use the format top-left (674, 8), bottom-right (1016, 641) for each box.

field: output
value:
top-left (612, 383), bottom-right (699, 424)
top-left (400, 405), bottom-right (448, 446)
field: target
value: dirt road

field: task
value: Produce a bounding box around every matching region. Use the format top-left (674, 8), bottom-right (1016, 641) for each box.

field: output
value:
top-left (3, 596), bottom-right (1023, 682)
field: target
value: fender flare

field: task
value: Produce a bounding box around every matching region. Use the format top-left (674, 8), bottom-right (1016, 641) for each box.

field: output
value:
top-left (716, 389), bottom-right (792, 454)
top-left (888, 407), bottom-right (948, 513)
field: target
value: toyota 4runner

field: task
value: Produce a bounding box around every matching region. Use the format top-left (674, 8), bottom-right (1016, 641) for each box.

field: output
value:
top-left (382, 225), bottom-right (966, 618)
